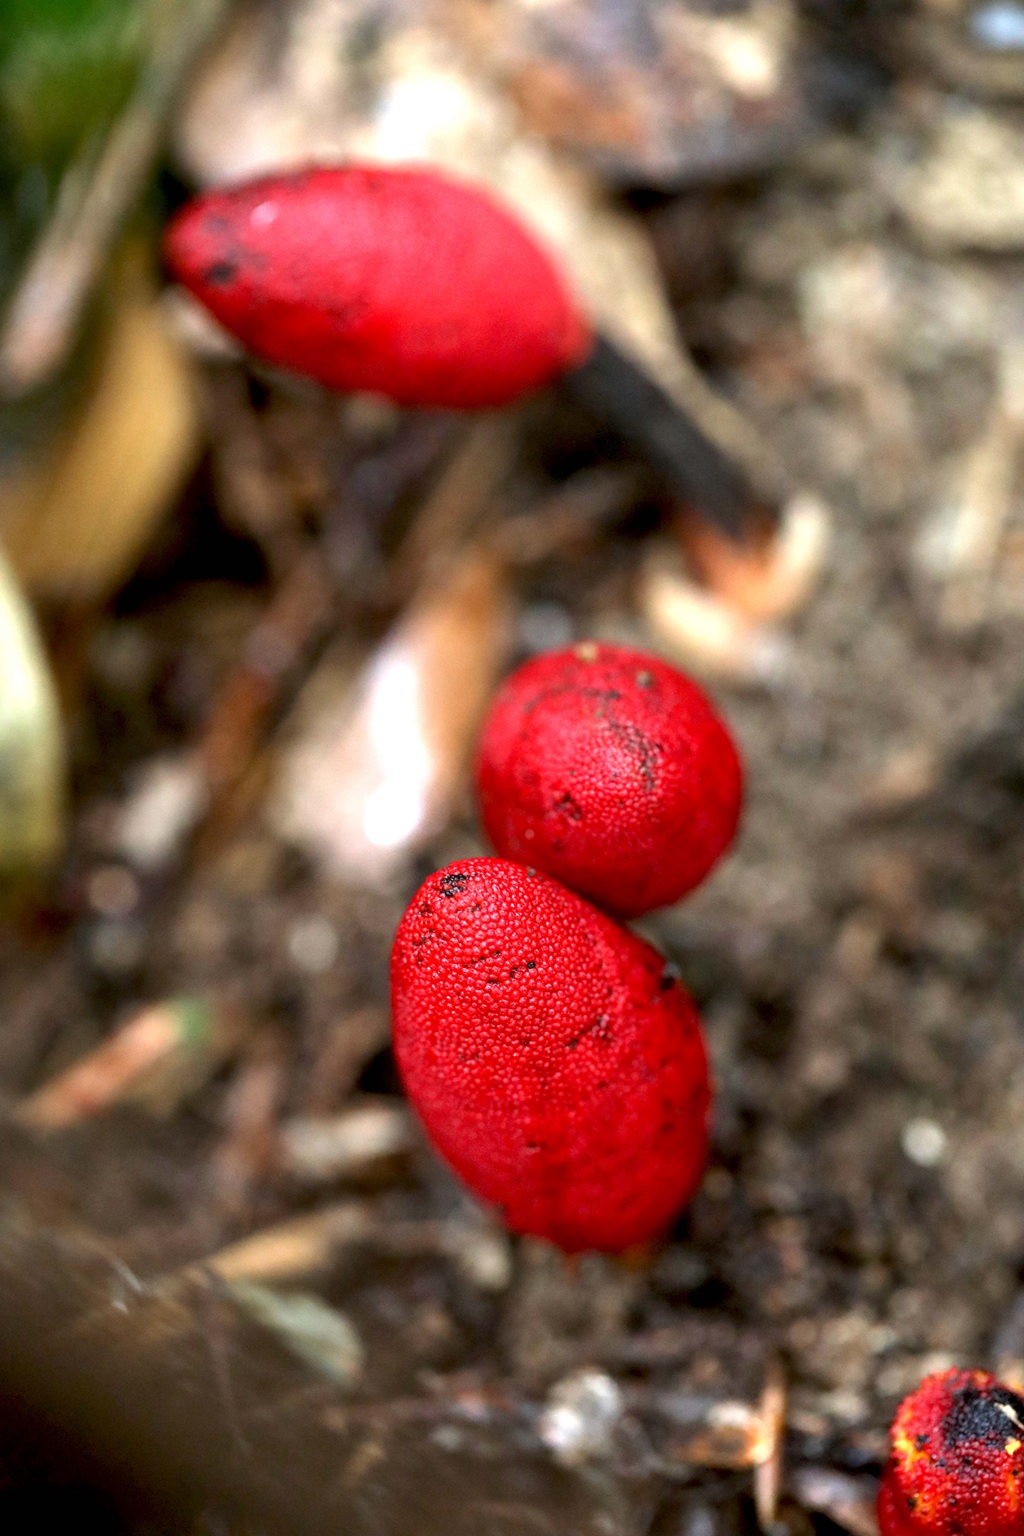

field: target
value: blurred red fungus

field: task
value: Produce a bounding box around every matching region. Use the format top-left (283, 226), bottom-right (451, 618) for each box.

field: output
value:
top-left (878, 1368), bottom-right (1024, 1536)
top-left (475, 642), bottom-right (743, 917)
top-left (164, 163), bottom-right (591, 408)
top-left (390, 856), bottom-right (710, 1253)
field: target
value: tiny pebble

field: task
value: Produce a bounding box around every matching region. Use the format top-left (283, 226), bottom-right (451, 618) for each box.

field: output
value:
top-left (88, 919), bottom-right (146, 977)
top-left (901, 1118), bottom-right (948, 1168)
top-left (971, 2), bottom-right (1024, 51)
top-left (539, 1370), bottom-right (623, 1465)
top-left (430, 1424), bottom-right (464, 1452)
top-left (117, 756), bottom-right (207, 872)
top-left (86, 864), bottom-right (140, 918)
top-left (448, 1226), bottom-right (513, 1292)
top-left (288, 915), bottom-right (340, 974)
top-left (519, 602), bottom-right (573, 655)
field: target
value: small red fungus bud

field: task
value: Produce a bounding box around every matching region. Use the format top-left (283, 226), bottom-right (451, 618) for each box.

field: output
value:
top-left (878, 1368), bottom-right (1024, 1536)
top-left (163, 164), bottom-right (591, 408)
top-left (475, 642), bottom-right (743, 918)
top-left (391, 856), bottom-right (710, 1253)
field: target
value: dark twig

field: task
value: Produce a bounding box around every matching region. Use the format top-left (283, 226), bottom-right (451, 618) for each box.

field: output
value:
top-left (563, 332), bottom-right (780, 542)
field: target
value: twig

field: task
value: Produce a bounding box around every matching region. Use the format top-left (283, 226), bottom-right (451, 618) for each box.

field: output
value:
top-left (13, 994), bottom-right (246, 1129)
top-left (564, 332), bottom-right (787, 541)
top-left (753, 1359), bottom-right (788, 1532)
top-left (492, 466), bottom-right (643, 567)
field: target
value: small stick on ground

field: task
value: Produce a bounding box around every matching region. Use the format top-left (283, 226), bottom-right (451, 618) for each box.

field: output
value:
top-left (210, 1031), bottom-right (290, 1219)
top-left (753, 1358), bottom-right (788, 1532)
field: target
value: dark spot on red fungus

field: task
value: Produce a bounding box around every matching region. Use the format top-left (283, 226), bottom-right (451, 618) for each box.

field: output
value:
top-left (944, 1384), bottom-right (1024, 1448)
top-left (204, 261), bottom-right (237, 285)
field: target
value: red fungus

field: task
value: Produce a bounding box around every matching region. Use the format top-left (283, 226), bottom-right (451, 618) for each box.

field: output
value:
top-left (391, 856), bottom-right (710, 1253)
top-left (475, 642), bottom-right (743, 918)
top-left (878, 1368), bottom-right (1024, 1536)
top-left (163, 164), bottom-right (591, 408)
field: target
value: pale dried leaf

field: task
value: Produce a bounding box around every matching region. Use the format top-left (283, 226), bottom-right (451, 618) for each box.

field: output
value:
top-left (880, 98), bottom-right (1024, 252)
top-left (274, 546), bottom-right (512, 884)
top-left (0, 262), bottom-right (200, 601)
top-left (226, 1280), bottom-right (364, 1387)
top-left (279, 1099), bottom-right (414, 1183)
top-left (0, 547), bottom-right (64, 878)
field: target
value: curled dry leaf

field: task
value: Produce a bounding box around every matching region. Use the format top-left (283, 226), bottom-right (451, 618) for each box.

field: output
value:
top-left (666, 1397), bottom-right (765, 1469)
top-left (197, 1200), bottom-right (510, 1292)
top-left (675, 492), bottom-right (830, 623)
top-left (14, 995), bottom-right (247, 1129)
top-left (644, 1362), bottom-right (786, 1481)
top-left (0, 547), bottom-right (64, 881)
top-left (274, 546), bottom-right (513, 884)
top-left (639, 543), bottom-right (792, 684)
top-left (199, 1202), bottom-right (377, 1286)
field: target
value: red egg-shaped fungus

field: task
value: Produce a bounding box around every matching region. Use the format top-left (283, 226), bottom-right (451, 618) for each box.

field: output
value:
top-left (391, 857), bottom-right (710, 1253)
top-left (164, 163), bottom-right (591, 408)
top-left (878, 1368), bottom-right (1024, 1536)
top-left (475, 643), bottom-right (743, 918)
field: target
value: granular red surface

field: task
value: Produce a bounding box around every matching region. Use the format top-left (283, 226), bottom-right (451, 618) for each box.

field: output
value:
top-left (878, 1369), bottom-right (1024, 1536)
top-left (475, 643), bottom-right (743, 917)
top-left (163, 164), bottom-right (591, 408)
top-left (390, 857), bottom-right (711, 1253)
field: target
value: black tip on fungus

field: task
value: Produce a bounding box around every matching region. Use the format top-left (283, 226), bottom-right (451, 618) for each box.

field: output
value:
top-left (204, 261), bottom-right (237, 285)
top-left (944, 1384), bottom-right (1024, 1448)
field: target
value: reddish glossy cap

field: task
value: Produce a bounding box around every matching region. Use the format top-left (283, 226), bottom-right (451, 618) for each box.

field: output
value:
top-left (164, 163), bottom-right (592, 407)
